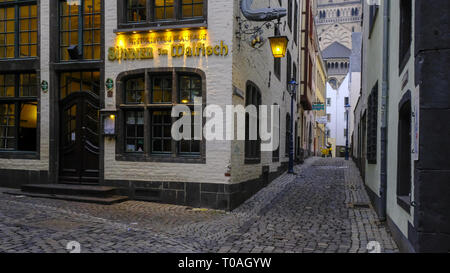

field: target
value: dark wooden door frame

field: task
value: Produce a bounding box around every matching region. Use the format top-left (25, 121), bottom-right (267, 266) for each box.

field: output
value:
top-left (59, 91), bottom-right (100, 184)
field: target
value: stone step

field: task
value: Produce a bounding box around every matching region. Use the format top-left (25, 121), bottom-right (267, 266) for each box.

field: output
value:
top-left (21, 184), bottom-right (119, 198)
top-left (4, 190), bottom-right (128, 205)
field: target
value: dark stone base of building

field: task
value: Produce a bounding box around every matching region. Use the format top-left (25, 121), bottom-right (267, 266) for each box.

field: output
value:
top-left (104, 162), bottom-right (289, 211)
top-left (0, 169), bottom-right (49, 189)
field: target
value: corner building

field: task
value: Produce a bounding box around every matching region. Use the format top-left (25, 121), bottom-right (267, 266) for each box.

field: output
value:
top-left (0, 0), bottom-right (300, 211)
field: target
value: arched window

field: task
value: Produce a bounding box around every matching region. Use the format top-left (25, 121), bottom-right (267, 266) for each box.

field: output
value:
top-left (337, 10), bottom-right (340, 17)
top-left (351, 8), bottom-right (355, 16)
top-left (116, 68), bottom-right (205, 159)
top-left (245, 81), bottom-right (261, 163)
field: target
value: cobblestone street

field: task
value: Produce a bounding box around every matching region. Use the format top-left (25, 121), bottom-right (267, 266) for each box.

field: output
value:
top-left (0, 157), bottom-right (398, 253)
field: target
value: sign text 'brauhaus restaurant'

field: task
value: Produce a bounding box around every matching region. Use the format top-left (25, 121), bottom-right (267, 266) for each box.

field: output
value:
top-left (108, 30), bottom-right (228, 61)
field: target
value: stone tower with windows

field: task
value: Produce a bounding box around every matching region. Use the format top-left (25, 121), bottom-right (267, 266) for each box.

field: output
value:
top-left (315, 0), bottom-right (362, 51)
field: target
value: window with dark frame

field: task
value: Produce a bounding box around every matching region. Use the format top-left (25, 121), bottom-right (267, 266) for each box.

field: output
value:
top-left (396, 94), bottom-right (412, 211)
top-left (287, 0), bottom-right (292, 31)
top-left (286, 50), bottom-right (291, 89)
top-left (0, 73), bottom-right (38, 152)
top-left (120, 72), bottom-right (202, 158)
top-left (399, 0), bottom-right (412, 71)
top-left (121, 0), bottom-right (205, 27)
top-left (366, 83), bottom-right (378, 164)
top-left (127, 0), bottom-right (147, 23)
top-left (245, 81), bottom-right (261, 163)
top-left (59, 0), bottom-right (101, 61)
top-left (293, 0), bottom-right (298, 45)
top-left (272, 104), bottom-right (280, 162)
top-left (0, 0), bottom-right (38, 59)
top-left (273, 27), bottom-right (281, 81)
top-left (285, 113), bottom-right (291, 156)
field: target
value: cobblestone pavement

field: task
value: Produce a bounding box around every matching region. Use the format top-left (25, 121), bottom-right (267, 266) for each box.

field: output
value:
top-left (0, 158), bottom-right (398, 253)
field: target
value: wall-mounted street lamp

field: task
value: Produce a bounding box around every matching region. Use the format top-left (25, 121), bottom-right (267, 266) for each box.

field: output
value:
top-left (269, 35), bottom-right (289, 58)
top-left (236, 0), bottom-right (288, 51)
top-left (287, 79), bottom-right (298, 174)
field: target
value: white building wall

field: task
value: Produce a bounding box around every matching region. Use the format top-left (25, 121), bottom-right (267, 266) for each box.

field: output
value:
top-left (326, 74), bottom-right (349, 150)
top-left (104, 0), bottom-right (234, 184)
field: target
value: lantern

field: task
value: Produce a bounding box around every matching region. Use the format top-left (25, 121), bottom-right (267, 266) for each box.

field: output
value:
top-left (269, 36), bottom-right (289, 58)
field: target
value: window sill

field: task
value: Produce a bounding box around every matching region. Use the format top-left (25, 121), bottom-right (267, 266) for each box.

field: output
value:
top-left (116, 154), bottom-right (205, 164)
top-left (397, 195), bottom-right (411, 213)
top-left (0, 151), bottom-right (39, 160)
top-left (115, 20), bottom-right (207, 34)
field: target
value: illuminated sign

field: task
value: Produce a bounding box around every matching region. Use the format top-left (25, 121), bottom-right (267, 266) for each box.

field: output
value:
top-left (108, 30), bottom-right (229, 62)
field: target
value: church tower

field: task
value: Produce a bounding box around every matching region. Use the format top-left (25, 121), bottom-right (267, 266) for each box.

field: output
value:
top-left (315, 0), bottom-right (362, 51)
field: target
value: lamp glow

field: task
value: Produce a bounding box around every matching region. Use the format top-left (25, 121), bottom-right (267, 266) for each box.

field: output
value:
top-left (269, 36), bottom-right (289, 58)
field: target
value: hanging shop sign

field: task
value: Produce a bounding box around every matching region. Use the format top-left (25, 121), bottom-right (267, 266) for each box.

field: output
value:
top-left (316, 116), bottom-right (328, 124)
top-left (108, 30), bottom-right (229, 62)
top-left (312, 103), bottom-right (325, 111)
top-left (41, 80), bottom-right (48, 93)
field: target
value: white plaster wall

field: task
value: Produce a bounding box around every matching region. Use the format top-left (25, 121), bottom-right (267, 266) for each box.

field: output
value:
top-left (230, 0), bottom-right (300, 183)
top-left (104, 0), bottom-right (234, 184)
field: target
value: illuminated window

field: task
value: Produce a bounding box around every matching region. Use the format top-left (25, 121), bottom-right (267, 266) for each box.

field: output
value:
top-left (0, 73), bottom-right (38, 152)
top-left (154, 0), bottom-right (174, 21)
top-left (119, 71), bottom-right (203, 157)
top-left (60, 0), bottom-right (101, 61)
top-left (119, 0), bottom-right (205, 27)
top-left (126, 77), bottom-right (145, 104)
top-left (181, 0), bottom-right (203, 19)
top-left (127, 0), bottom-right (147, 22)
top-left (60, 71), bottom-right (100, 99)
top-left (0, 1), bottom-right (38, 59)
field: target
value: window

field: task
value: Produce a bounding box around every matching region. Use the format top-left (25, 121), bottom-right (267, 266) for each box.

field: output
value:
top-left (368, 3), bottom-right (379, 36)
top-left (367, 83), bottom-right (378, 164)
top-left (245, 81), bottom-right (261, 163)
top-left (0, 0), bottom-right (38, 59)
top-left (327, 114), bottom-right (331, 122)
top-left (287, 0), bottom-right (292, 31)
top-left (121, 0), bottom-right (205, 27)
top-left (154, 0), bottom-right (174, 21)
top-left (60, 71), bottom-right (100, 99)
top-left (285, 113), bottom-right (291, 156)
top-left (286, 50), bottom-right (291, 89)
top-left (273, 27), bottom-right (281, 81)
top-left (127, 0), bottom-right (147, 23)
top-left (0, 73), bottom-right (38, 152)
top-left (181, 0), bottom-right (204, 19)
top-left (118, 71), bottom-right (203, 159)
top-left (399, 0), bottom-right (412, 72)
top-left (60, 0), bottom-right (101, 61)
top-left (293, 1), bottom-right (298, 44)
top-left (272, 104), bottom-right (280, 162)
top-left (344, 97), bottom-right (349, 106)
top-left (327, 98), bottom-right (331, 106)
top-left (397, 91), bottom-right (412, 212)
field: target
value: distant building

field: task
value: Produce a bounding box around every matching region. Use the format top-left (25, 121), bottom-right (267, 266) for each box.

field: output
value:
top-left (322, 41), bottom-right (351, 89)
top-left (315, 0), bottom-right (362, 51)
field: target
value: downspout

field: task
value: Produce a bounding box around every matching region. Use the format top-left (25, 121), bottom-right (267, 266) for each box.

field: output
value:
top-left (379, 0), bottom-right (390, 221)
top-left (240, 0), bottom-right (287, 21)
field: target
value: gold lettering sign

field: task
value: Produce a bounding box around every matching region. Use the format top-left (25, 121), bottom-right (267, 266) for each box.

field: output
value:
top-left (109, 30), bottom-right (228, 62)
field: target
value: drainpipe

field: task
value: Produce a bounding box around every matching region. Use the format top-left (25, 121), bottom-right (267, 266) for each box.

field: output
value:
top-left (240, 0), bottom-right (287, 21)
top-left (379, 0), bottom-right (390, 221)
